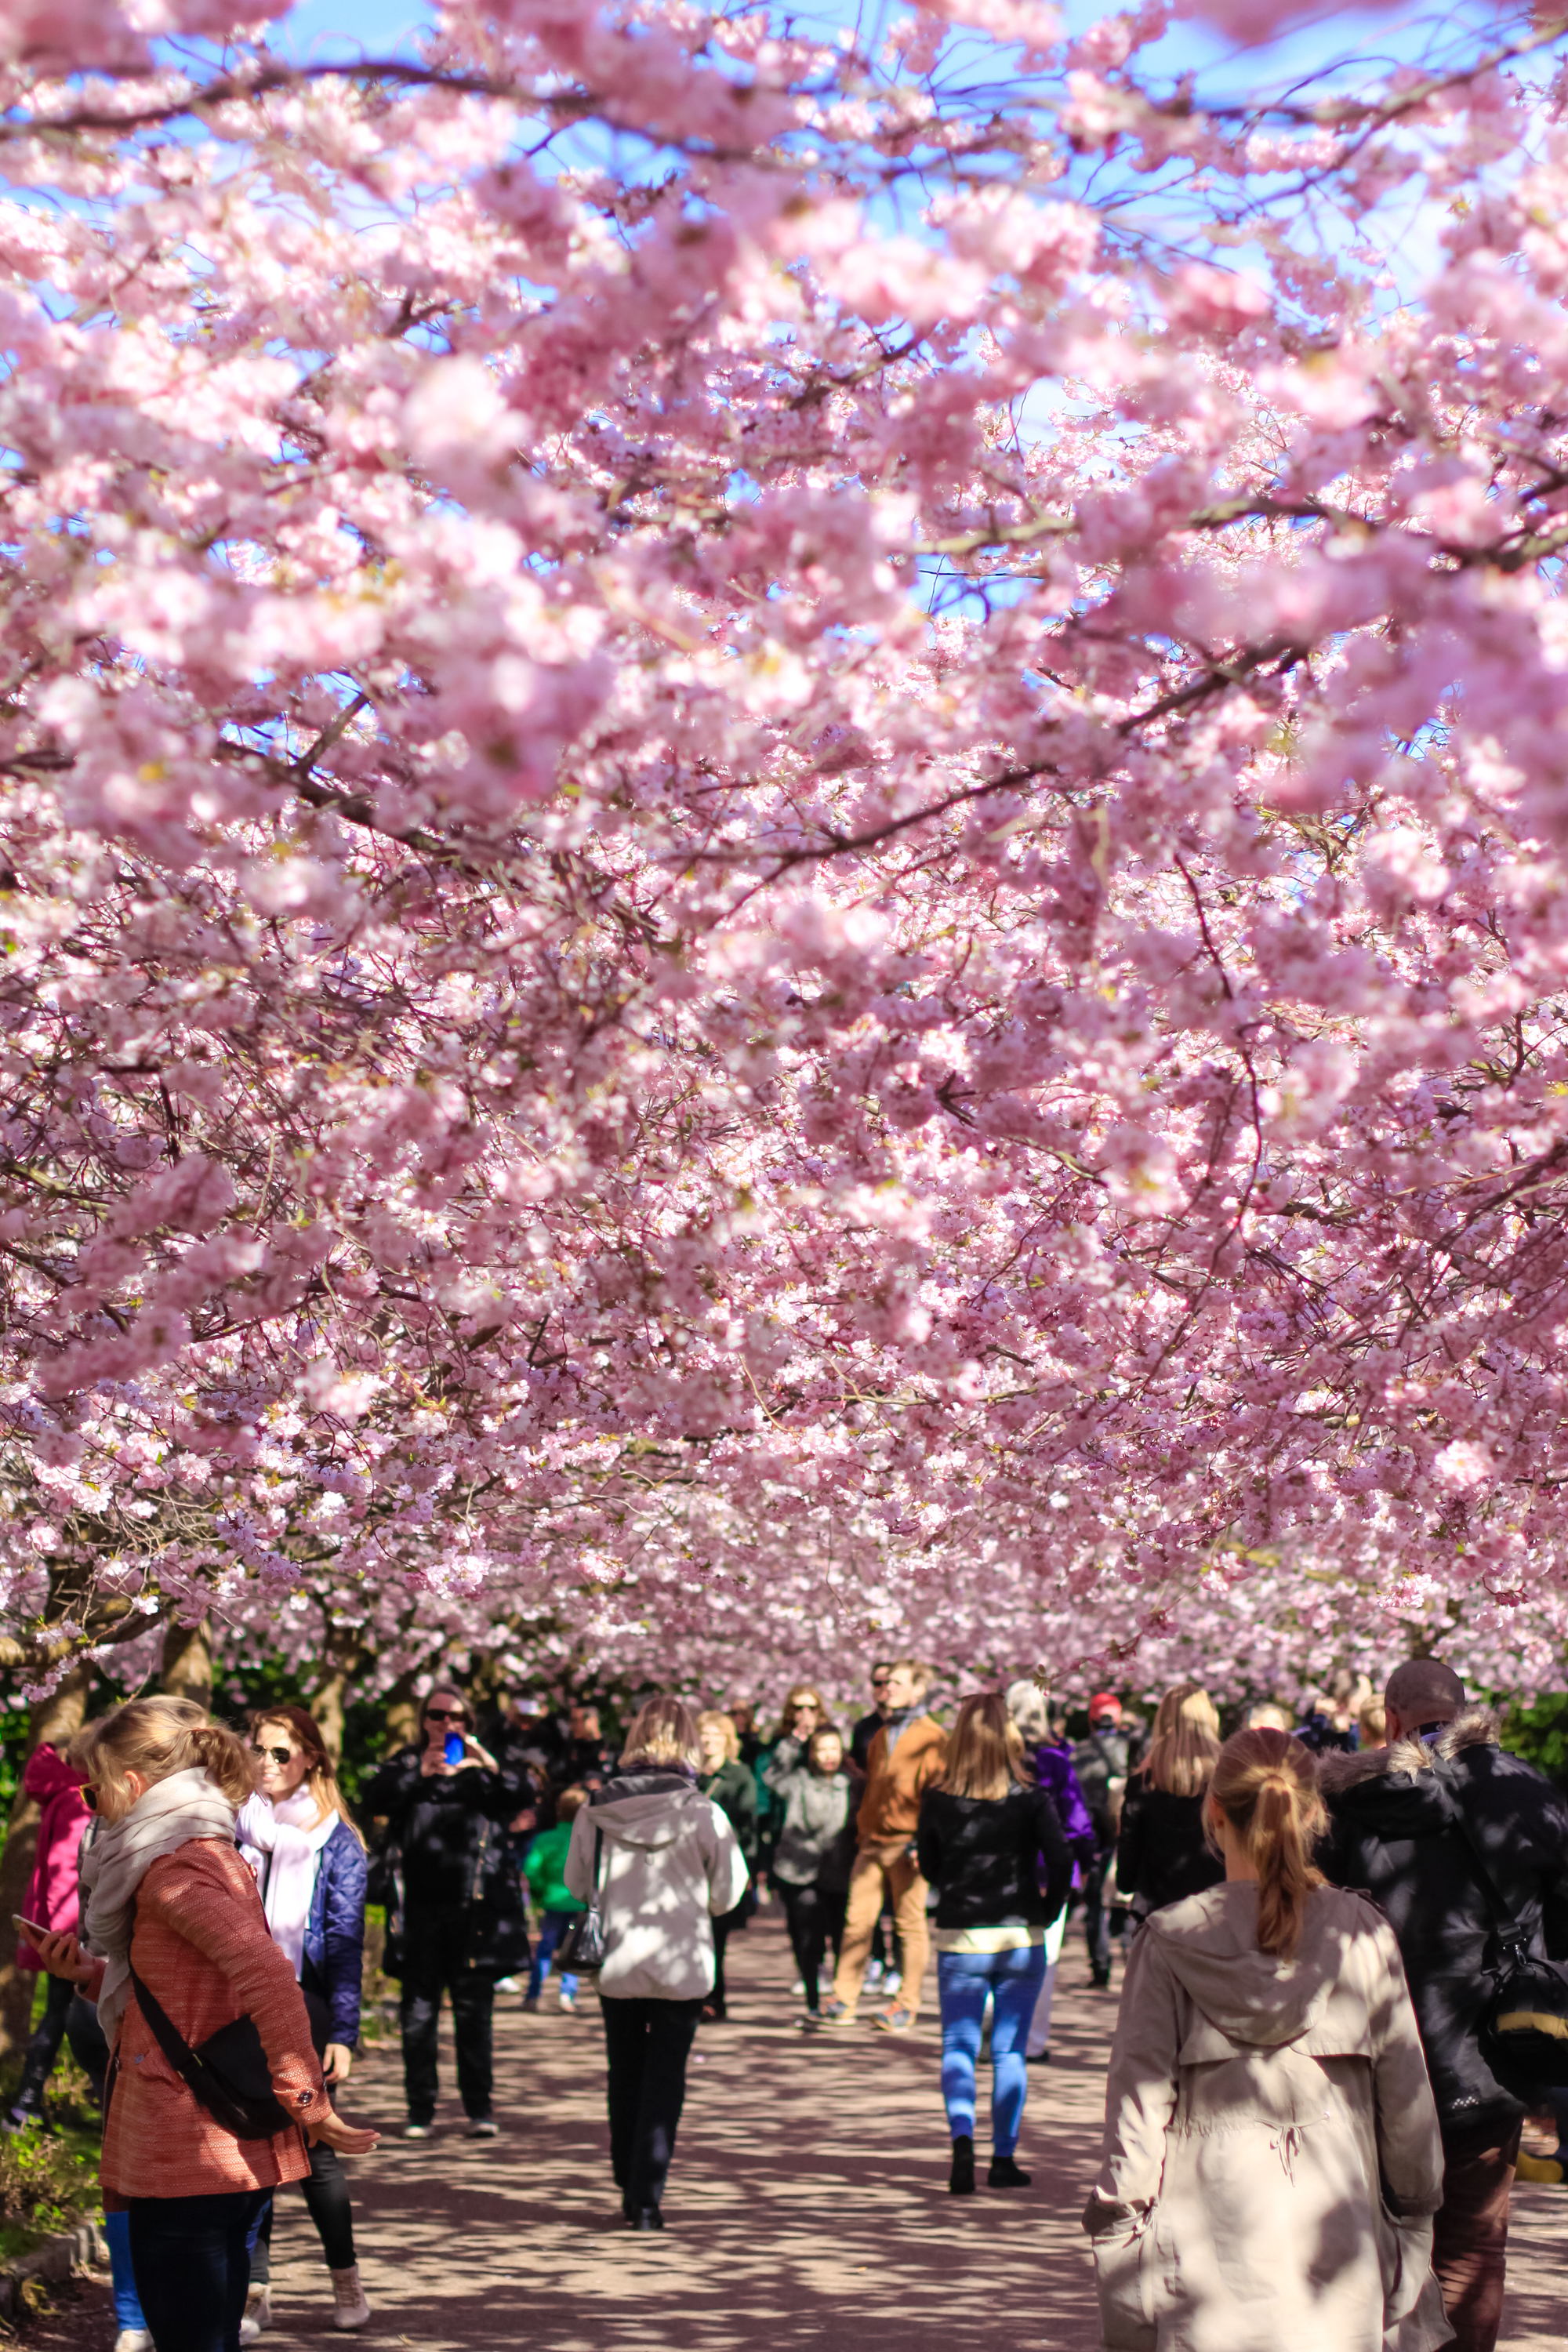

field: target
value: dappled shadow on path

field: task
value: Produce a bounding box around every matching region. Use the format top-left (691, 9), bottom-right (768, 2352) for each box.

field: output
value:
top-left (263, 1912), bottom-right (1568, 2352)
top-left (270, 1910), bottom-right (1105, 2352)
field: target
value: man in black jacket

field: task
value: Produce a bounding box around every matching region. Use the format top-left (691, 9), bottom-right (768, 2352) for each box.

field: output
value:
top-left (1320, 1657), bottom-right (1568, 2352)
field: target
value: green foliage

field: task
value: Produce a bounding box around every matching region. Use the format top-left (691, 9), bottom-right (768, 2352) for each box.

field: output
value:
top-left (1497, 1691), bottom-right (1568, 1790)
top-left (0, 2101), bottom-right (100, 2256)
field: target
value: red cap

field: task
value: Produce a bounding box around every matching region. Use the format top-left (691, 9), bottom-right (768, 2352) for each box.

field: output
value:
top-left (1088, 1692), bottom-right (1120, 1718)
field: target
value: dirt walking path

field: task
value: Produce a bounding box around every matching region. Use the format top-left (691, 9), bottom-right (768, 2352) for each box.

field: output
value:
top-left (246, 1908), bottom-right (1568, 2352)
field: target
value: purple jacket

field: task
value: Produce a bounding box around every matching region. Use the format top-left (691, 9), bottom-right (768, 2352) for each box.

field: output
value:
top-left (1034, 1740), bottom-right (1097, 1867)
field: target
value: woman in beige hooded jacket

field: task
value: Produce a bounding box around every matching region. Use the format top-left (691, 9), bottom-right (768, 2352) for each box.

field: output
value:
top-left (1086, 1726), bottom-right (1451, 2352)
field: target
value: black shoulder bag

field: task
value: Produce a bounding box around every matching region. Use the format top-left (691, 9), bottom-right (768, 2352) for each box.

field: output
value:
top-left (554, 1828), bottom-right (606, 1975)
top-left (1447, 1790), bottom-right (1568, 2095)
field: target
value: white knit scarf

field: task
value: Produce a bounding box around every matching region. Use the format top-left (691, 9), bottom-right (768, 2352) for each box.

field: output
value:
top-left (236, 1791), bottom-right (338, 1980)
top-left (80, 1767), bottom-right (239, 2041)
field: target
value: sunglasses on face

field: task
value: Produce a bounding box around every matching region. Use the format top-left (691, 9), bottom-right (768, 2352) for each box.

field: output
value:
top-left (81, 1784), bottom-right (100, 1813)
top-left (426, 1708), bottom-right (467, 1726)
top-left (871, 1675), bottom-right (890, 1688)
top-left (250, 1744), bottom-right (296, 1768)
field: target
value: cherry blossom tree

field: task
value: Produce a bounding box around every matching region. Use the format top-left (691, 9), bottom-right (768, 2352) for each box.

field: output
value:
top-left (2, 0), bottom-right (1568, 1714)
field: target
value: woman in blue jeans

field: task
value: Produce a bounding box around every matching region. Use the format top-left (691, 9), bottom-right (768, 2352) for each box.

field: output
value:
top-left (916, 1693), bottom-right (1072, 2194)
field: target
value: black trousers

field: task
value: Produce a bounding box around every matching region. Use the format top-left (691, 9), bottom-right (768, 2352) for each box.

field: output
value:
top-left (708, 1902), bottom-right (749, 2010)
top-left (129, 2189), bottom-right (270, 2352)
top-left (601, 1995), bottom-right (702, 2214)
top-left (1083, 1853), bottom-right (1113, 1980)
top-left (14, 1971), bottom-right (74, 2116)
top-left (66, 1994), bottom-right (110, 2107)
top-left (249, 2140), bottom-right (355, 2282)
top-left (779, 1882), bottom-right (848, 2009)
top-left (400, 1917), bottom-right (495, 2124)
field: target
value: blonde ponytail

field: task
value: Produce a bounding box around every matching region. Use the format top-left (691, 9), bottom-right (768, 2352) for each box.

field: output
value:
top-left (1210, 1728), bottom-right (1326, 1959)
top-left (84, 1697), bottom-right (253, 1815)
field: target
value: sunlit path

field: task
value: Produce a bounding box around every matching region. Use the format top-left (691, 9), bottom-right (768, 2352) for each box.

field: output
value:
top-left (252, 1913), bottom-right (1568, 2352)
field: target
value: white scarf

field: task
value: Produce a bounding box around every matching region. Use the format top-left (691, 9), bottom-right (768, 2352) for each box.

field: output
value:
top-left (80, 1767), bottom-right (239, 2042)
top-left (237, 1791), bottom-right (338, 1980)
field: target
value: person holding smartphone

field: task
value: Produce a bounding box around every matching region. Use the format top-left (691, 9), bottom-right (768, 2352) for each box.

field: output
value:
top-left (361, 1686), bottom-right (528, 2140)
top-left (20, 1696), bottom-right (376, 2352)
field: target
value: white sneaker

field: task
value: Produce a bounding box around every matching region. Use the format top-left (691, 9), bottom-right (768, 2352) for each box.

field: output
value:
top-left (865, 1960), bottom-right (884, 1989)
top-left (330, 2266), bottom-right (372, 2332)
top-left (791, 1979), bottom-right (805, 1997)
top-left (493, 1976), bottom-right (521, 1994)
top-left (466, 2118), bottom-right (499, 2138)
top-left (114, 2332), bottom-right (153, 2352)
top-left (403, 2121), bottom-right (433, 2140)
top-left (557, 1991), bottom-right (577, 2013)
top-left (883, 1969), bottom-right (902, 1996)
top-left (239, 2286), bottom-right (272, 2344)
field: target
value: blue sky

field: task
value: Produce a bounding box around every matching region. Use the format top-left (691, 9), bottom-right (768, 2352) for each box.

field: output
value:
top-left (272, 0), bottom-right (1503, 103)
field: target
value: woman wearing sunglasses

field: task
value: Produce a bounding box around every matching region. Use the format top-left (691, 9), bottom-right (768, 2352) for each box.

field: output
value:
top-left (236, 1707), bottom-right (369, 2339)
top-left (20, 1697), bottom-right (376, 2352)
top-left (361, 1686), bottom-right (528, 2141)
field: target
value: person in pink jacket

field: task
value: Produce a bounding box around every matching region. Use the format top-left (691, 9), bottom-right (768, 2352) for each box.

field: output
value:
top-left (8, 1739), bottom-right (93, 2129)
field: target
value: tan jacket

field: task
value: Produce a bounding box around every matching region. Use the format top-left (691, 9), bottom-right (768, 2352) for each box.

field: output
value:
top-left (856, 1715), bottom-right (948, 1845)
top-left (1087, 1882), bottom-right (1450, 2352)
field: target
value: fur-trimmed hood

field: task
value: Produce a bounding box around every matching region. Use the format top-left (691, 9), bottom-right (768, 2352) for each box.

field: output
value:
top-left (1317, 1704), bottom-right (1501, 1798)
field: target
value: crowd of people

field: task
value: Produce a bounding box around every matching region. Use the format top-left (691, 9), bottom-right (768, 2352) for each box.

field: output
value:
top-left (5, 1651), bottom-right (1568, 2352)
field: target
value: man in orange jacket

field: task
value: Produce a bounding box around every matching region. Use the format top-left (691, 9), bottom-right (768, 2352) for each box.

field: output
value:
top-left (821, 1660), bottom-right (947, 2032)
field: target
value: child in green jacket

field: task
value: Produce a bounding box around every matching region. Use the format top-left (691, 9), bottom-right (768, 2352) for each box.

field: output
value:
top-left (524, 1786), bottom-right (589, 2011)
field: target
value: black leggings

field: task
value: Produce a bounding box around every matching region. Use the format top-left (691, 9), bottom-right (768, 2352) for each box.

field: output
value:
top-left (779, 1882), bottom-right (848, 2009)
top-left (249, 2140), bottom-right (355, 2282)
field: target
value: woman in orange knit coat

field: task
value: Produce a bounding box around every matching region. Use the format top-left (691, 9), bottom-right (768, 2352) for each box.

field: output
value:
top-left (25, 1698), bottom-right (376, 2352)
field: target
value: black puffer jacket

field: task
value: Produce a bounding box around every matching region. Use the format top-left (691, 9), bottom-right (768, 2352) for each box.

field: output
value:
top-left (916, 1783), bottom-right (1073, 1933)
top-left (1116, 1777), bottom-right (1225, 1915)
top-left (1320, 1708), bottom-right (1568, 2145)
top-left (363, 1745), bottom-right (531, 1978)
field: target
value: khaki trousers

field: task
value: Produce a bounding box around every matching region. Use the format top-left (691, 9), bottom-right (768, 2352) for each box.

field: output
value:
top-left (833, 1840), bottom-right (931, 2019)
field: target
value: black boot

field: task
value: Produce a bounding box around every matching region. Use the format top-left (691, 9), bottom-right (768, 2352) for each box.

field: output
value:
top-left (627, 2207), bottom-right (665, 2231)
top-left (949, 2134), bottom-right (975, 2194)
top-left (989, 2155), bottom-right (1032, 2188)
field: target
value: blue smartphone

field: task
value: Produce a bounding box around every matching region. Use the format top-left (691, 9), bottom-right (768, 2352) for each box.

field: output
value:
top-left (444, 1730), bottom-right (466, 1766)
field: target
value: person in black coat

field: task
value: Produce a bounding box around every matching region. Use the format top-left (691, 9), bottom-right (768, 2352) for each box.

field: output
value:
top-left (1319, 1657), bottom-right (1568, 2352)
top-left (916, 1693), bottom-right (1072, 2196)
top-left (363, 1683), bottom-right (528, 2139)
top-left (1115, 1682), bottom-right (1226, 1920)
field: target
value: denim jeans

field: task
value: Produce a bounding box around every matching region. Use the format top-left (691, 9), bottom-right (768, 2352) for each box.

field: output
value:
top-left (527, 1911), bottom-right (581, 2002)
top-left (104, 2211), bottom-right (147, 2333)
top-left (129, 2189), bottom-right (270, 2352)
top-left (936, 1943), bottom-right (1048, 2157)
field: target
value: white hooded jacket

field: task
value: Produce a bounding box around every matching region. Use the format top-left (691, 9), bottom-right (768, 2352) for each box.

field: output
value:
top-left (564, 1770), bottom-right (749, 2002)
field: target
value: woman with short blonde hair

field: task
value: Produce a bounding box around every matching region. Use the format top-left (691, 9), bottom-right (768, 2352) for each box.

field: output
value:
top-left (1090, 1727), bottom-right (1446, 2350)
top-left (620, 1697), bottom-right (702, 1772)
top-left (567, 1693), bottom-right (749, 2228)
top-left (1115, 1684), bottom-right (1225, 1920)
top-left (23, 1697), bottom-right (376, 2352)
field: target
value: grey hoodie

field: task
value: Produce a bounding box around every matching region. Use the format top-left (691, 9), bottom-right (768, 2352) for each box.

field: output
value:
top-left (1088, 1881), bottom-right (1450, 2352)
top-left (564, 1770), bottom-right (748, 2002)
